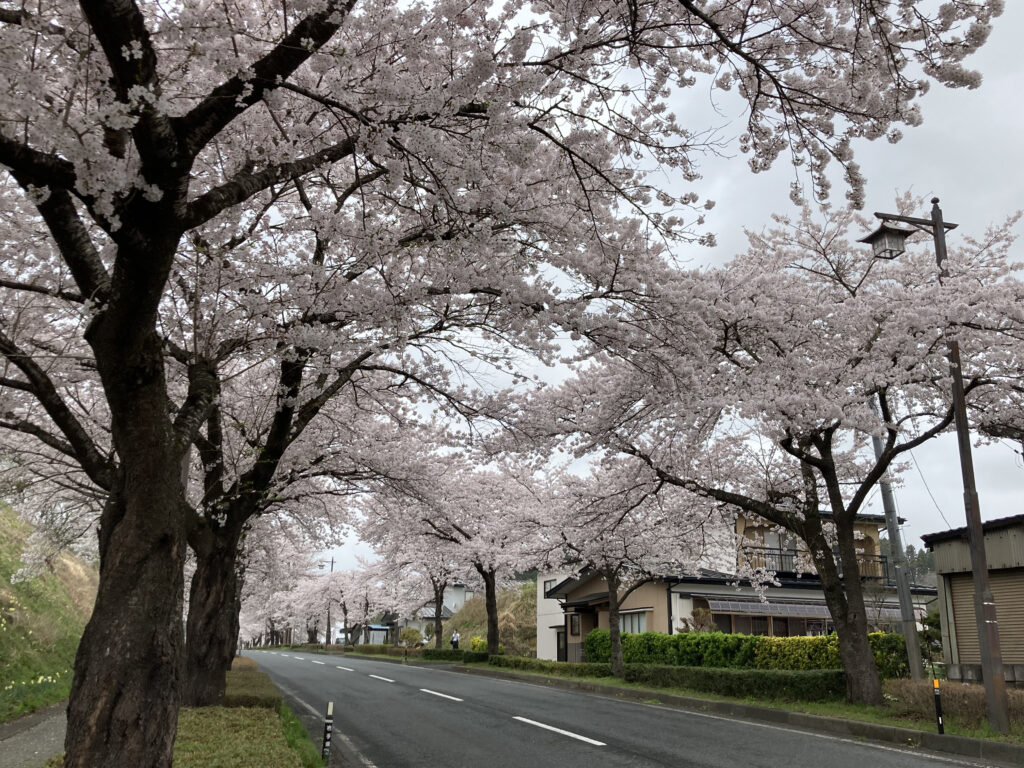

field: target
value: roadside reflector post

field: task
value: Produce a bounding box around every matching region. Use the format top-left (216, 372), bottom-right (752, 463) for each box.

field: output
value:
top-left (933, 678), bottom-right (944, 735)
top-left (322, 700), bottom-right (334, 759)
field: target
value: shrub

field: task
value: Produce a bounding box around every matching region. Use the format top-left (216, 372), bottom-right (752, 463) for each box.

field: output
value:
top-left (223, 670), bottom-right (282, 712)
top-left (470, 635), bottom-right (487, 652)
top-left (583, 628), bottom-right (612, 662)
top-left (343, 645), bottom-right (355, 653)
top-left (400, 627), bottom-right (422, 646)
top-left (488, 655), bottom-right (612, 678)
top-left (585, 629), bottom-right (908, 678)
top-left (462, 651), bottom-right (489, 663)
top-left (421, 648), bottom-right (465, 661)
top-left (231, 656), bottom-right (260, 672)
top-left (624, 664), bottom-right (846, 701)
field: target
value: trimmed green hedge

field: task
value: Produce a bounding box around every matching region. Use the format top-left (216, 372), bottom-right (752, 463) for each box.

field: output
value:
top-left (461, 651), bottom-right (489, 663)
top-left (583, 629), bottom-right (908, 678)
top-left (223, 670), bottom-right (282, 712)
top-left (421, 648), bottom-right (465, 661)
top-left (488, 655), bottom-right (612, 678)
top-left (624, 664), bottom-right (846, 701)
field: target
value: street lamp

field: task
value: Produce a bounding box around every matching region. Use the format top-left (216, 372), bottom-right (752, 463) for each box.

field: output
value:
top-left (862, 198), bottom-right (1010, 733)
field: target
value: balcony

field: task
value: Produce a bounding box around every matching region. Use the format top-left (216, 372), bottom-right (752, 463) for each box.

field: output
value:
top-left (741, 545), bottom-right (896, 586)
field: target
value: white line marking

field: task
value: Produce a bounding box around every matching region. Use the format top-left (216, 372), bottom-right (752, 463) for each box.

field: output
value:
top-left (420, 688), bottom-right (463, 702)
top-left (273, 681), bottom-right (379, 768)
top-left (369, 674), bottom-right (394, 683)
top-left (337, 666), bottom-right (355, 671)
top-left (311, 660), bottom-right (325, 665)
top-left (634, 701), bottom-right (992, 766)
top-left (513, 716), bottom-right (605, 746)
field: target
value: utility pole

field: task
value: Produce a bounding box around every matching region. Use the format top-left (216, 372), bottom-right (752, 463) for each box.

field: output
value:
top-left (869, 405), bottom-right (923, 679)
top-left (321, 556), bottom-right (335, 645)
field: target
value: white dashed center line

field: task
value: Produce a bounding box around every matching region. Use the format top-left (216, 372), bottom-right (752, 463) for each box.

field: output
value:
top-left (336, 665), bottom-right (355, 671)
top-left (369, 674), bottom-right (394, 683)
top-left (512, 717), bottom-right (605, 746)
top-left (420, 688), bottom-right (463, 702)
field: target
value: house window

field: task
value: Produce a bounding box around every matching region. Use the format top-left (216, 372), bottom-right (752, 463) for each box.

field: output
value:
top-left (543, 579), bottom-right (556, 595)
top-left (711, 613), bottom-right (732, 633)
top-left (620, 611), bottom-right (646, 634)
top-left (569, 614), bottom-right (581, 636)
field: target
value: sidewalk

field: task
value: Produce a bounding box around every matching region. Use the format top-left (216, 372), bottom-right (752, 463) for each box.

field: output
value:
top-left (0, 704), bottom-right (66, 768)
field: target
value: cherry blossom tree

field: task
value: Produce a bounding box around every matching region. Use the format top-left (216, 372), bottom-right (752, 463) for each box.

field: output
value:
top-left (542, 461), bottom-right (732, 676)
top-left (529, 202), bottom-right (1024, 703)
top-left (0, 1), bottom-right (1002, 763)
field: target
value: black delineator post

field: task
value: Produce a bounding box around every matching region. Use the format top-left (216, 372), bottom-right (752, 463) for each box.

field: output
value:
top-left (932, 678), bottom-right (944, 735)
top-left (322, 701), bottom-right (334, 760)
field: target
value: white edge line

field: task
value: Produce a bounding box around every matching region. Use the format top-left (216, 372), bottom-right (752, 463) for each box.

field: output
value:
top-left (311, 660), bottom-right (325, 665)
top-left (337, 665), bottom-right (355, 671)
top-left (634, 701), bottom-right (989, 767)
top-left (513, 716), bottom-right (605, 746)
top-left (420, 688), bottom-right (463, 702)
top-left (273, 681), bottom-right (379, 768)
top-left (368, 674), bottom-right (394, 683)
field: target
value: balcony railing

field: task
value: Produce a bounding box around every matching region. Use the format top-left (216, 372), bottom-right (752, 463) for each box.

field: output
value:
top-left (741, 546), bottom-right (895, 586)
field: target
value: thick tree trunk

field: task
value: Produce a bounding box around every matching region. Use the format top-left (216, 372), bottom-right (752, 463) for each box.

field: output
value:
top-left (66, 301), bottom-right (189, 768)
top-left (605, 570), bottom-right (625, 678)
top-left (65, 457), bottom-right (187, 767)
top-left (808, 525), bottom-right (883, 705)
top-left (476, 564), bottom-right (500, 654)
top-left (432, 580), bottom-right (447, 650)
top-left (183, 521), bottom-right (244, 706)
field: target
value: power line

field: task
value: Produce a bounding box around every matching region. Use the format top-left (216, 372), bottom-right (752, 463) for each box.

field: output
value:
top-left (910, 449), bottom-right (952, 529)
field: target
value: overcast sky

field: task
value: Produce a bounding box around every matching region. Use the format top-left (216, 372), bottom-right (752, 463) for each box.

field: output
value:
top-left (328, 5), bottom-right (1024, 569)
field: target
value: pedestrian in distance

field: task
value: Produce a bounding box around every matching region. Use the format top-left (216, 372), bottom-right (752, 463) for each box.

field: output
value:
top-left (451, 630), bottom-right (460, 650)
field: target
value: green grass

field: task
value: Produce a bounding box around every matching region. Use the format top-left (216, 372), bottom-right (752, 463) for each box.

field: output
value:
top-left (0, 505), bottom-right (97, 723)
top-left (280, 704), bottom-right (327, 768)
top-left (174, 707), bottom-right (303, 767)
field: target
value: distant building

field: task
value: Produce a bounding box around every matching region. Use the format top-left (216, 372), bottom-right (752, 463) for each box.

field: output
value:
top-left (537, 512), bottom-right (935, 662)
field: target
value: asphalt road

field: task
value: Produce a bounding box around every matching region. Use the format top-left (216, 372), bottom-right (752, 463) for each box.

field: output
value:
top-left (247, 650), bottom-right (1002, 768)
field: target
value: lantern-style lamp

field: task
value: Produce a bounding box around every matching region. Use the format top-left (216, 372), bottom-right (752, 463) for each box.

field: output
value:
top-left (856, 222), bottom-right (913, 260)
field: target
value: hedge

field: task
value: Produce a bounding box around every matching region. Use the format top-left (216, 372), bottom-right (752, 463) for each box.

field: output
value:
top-left (584, 629), bottom-right (908, 678)
top-left (487, 655), bottom-right (612, 678)
top-left (421, 648), bottom-right (465, 661)
top-left (623, 664), bottom-right (846, 701)
top-left (461, 651), bottom-right (489, 663)
top-left (223, 669), bottom-right (282, 712)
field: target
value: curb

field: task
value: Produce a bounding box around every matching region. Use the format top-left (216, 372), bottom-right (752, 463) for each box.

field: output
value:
top-left (453, 665), bottom-right (1024, 767)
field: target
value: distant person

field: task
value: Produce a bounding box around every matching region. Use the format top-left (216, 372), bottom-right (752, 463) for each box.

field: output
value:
top-left (451, 630), bottom-right (460, 650)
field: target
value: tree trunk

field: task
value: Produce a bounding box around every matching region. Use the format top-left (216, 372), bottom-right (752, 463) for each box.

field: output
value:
top-left (183, 520), bottom-right (244, 706)
top-left (64, 451), bottom-right (187, 767)
top-left (432, 580), bottom-right (447, 650)
top-left (476, 563), bottom-right (500, 654)
top-left (808, 524), bottom-right (883, 705)
top-left (604, 569), bottom-right (625, 678)
top-left (64, 289), bottom-right (190, 768)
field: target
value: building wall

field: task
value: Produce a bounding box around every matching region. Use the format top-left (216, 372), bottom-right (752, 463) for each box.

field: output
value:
top-left (536, 572), bottom-right (569, 661)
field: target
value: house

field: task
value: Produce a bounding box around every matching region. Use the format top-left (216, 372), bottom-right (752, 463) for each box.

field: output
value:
top-left (922, 514), bottom-right (1024, 687)
top-left (537, 512), bottom-right (935, 662)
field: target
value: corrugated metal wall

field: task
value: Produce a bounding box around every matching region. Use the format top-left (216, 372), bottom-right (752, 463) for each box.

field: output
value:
top-left (933, 528), bottom-right (1024, 574)
top-left (949, 570), bottom-right (1024, 664)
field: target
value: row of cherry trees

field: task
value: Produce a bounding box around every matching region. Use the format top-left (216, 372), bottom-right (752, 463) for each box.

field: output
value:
top-left (0, 0), bottom-right (1009, 765)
